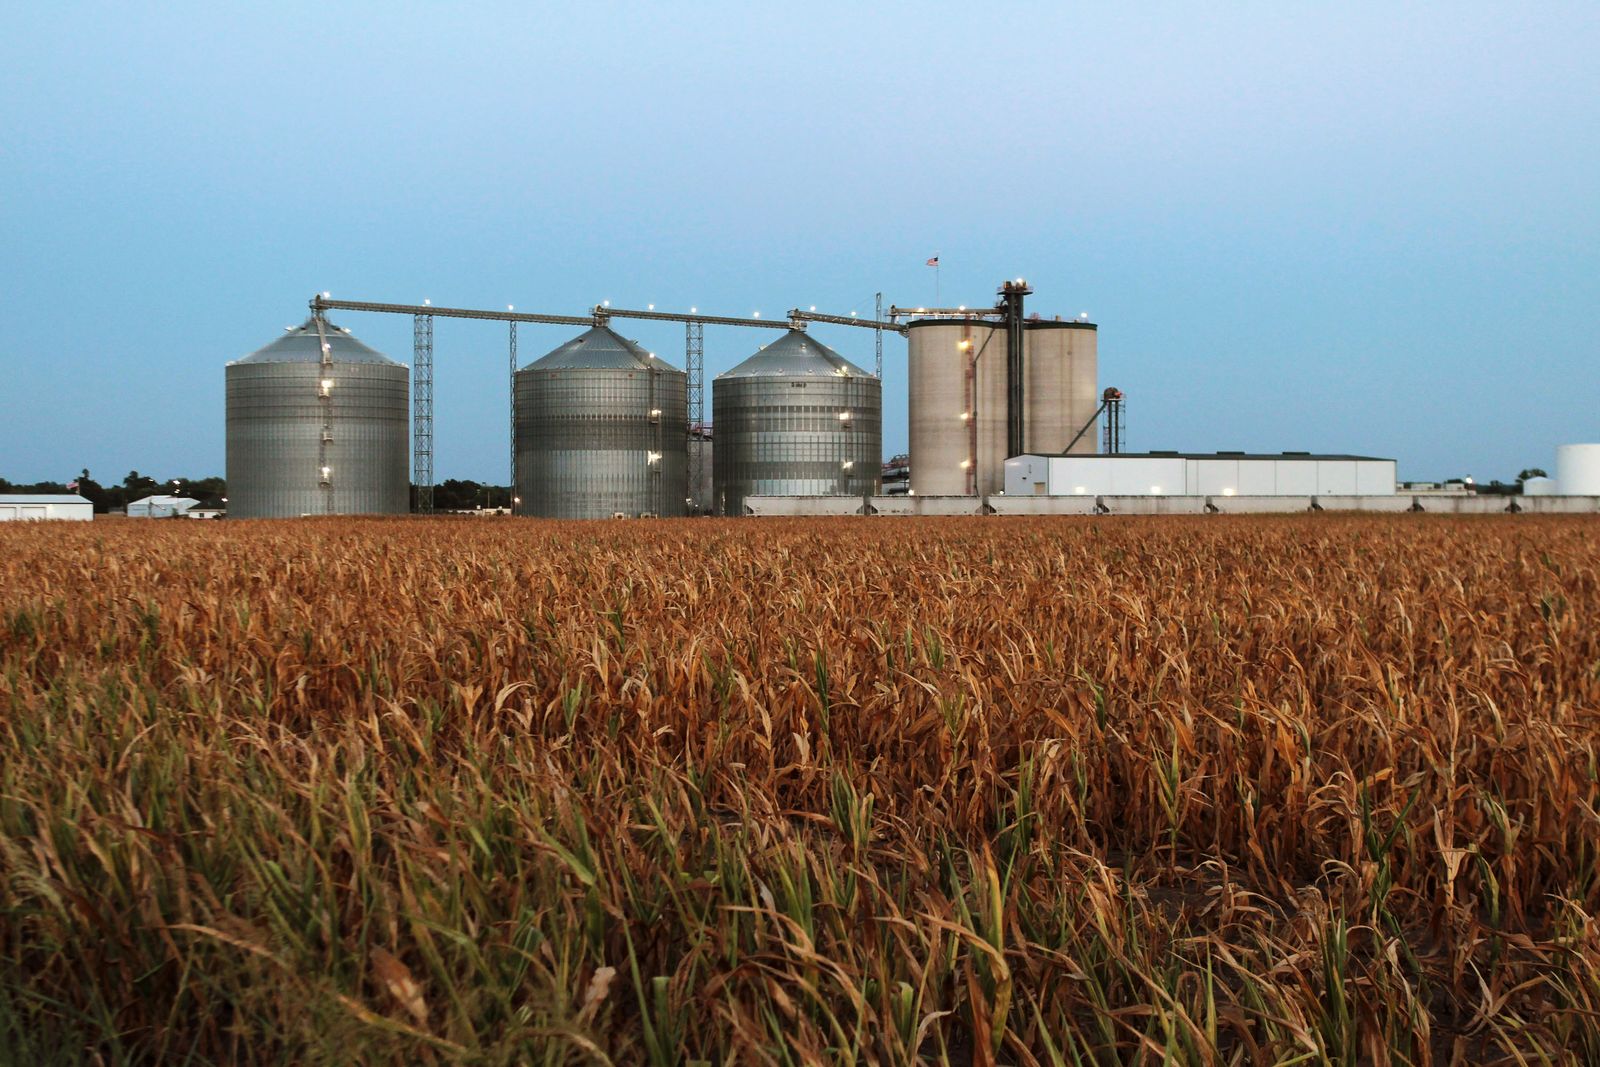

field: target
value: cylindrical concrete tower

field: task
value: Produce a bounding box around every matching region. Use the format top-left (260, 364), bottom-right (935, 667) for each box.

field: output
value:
top-left (907, 319), bottom-right (1007, 497)
top-left (1024, 321), bottom-right (1099, 455)
top-left (907, 315), bottom-right (1098, 497)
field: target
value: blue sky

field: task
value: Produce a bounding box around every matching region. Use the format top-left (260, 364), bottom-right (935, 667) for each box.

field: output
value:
top-left (2, 2), bottom-right (1596, 483)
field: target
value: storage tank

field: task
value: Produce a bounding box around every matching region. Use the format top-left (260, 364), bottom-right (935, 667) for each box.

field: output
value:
top-left (907, 319), bottom-right (1007, 496)
top-left (1521, 476), bottom-right (1557, 496)
top-left (226, 316), bottom-right (410, 518)
top-left (1557, 444), bottom-right (1600, 496)
top-left (713, 330), bottom-right (881, 515)
top-left (515, 325), bottom-right (687, 518)
top-left (907, 316), bottom-right (1097, 496)
top-left (1024, 321), bottom-right (1099, 455)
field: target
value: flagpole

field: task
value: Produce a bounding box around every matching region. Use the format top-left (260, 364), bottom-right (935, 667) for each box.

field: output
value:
top-left (935, 255), bottom-right (941, 305)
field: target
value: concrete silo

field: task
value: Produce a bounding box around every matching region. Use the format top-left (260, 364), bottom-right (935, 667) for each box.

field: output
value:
top-left (1024, 321), bottom-right (1099, 456)
top-left (226, 315), bottom-right (410, 518)
top-left (713, 330), bottom-right (881, 515)
top-left (906, 312), bottom-right (1098, 498)
top-left (906, 319), bottom-right (1007, 497)
top-left (515, 325), bottom-right (687, 518)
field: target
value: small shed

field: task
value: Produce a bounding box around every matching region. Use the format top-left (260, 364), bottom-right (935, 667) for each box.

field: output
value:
top-left (0, 495), bottom-right (94, 521)
top-left (1521, 477), bottom-right (1558, 497)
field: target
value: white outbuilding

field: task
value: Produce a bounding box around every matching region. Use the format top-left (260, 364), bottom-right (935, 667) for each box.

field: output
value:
top-left (1005, 452), bottom-right (1398, 498)
top-left (0, 495), bottom-right (94, 521)
top-left (1521, 476), bottom-right (1558, 497)
top-left (127, 495), bottom-right (201, 518)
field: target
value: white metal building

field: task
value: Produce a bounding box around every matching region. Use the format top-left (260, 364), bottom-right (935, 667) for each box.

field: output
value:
top-left (127, 494), bottom-right (200, 518)
top-left (0, 495), bottom-right (94, 521)
top-left (1004, 452), bottom-right (1397, 498)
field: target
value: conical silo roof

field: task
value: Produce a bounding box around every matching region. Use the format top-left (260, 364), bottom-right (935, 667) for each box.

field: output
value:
top-left (524, 325), bottom-right (683, 373)
top-left (231, 316), bottom-right (399, 365)
top-left (717, 329), bottom-right (872, 379)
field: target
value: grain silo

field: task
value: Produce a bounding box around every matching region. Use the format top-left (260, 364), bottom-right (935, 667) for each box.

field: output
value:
top-left (515, 325), bottom-right (687, 518)
top-left (906, 309), bottom-right (1097, 498)
top-left (226, 315), bottom-right (410, 518)
top-left (713, 330), bottom-right (881, 515)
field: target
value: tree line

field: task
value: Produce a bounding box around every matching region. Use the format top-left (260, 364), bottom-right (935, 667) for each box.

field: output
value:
top-left (1, 472), bottom-right (511, 514)
top-left (0, 471), bottom-right (226, 513)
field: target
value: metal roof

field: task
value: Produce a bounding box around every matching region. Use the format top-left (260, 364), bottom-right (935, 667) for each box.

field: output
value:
top-left (717, 329), bottom-right (872, 379)
top-left (1015, 451), bottom-right (1394, 462)
top-left (231, 317), bottom-right (399, 366)
top-left (128, 495), bottom-right (199, 508)
top-left (0, 495), bottom-right (91, 504)
top-left (524, 325), bottom-right (684, 373)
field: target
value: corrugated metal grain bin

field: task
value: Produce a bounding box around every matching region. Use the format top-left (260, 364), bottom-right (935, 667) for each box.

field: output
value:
top-left (226, 317), bottom-right (410, 518)
top-left (514, 325), bottom-right (687, 518)
top-left (713, 330), bottom-right (881, 515)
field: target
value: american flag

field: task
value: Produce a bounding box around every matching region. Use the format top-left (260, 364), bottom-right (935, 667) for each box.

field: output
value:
top-left (926, 256), bottom-right (939, 267)
top-left (67, 479), bottom-right (79, 491)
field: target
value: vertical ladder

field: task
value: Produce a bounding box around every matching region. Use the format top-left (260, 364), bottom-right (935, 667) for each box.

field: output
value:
top-left (413, 313), bottom-right (434, 514)
top-left (649, 363), bottom-right (663, 515)
top-left (313, 312), bottom-right (334, 514)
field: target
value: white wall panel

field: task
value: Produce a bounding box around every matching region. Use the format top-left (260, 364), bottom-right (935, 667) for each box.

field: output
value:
top-left (1316, 462), bottom-right (1358, 496)
top-left (1196, 460), bottom-right (1239, 496)
top-left (1356, 461), bottom-right (1396, 495)
top-left (1275, 462), bottom-right (1318, 495)
top-left (1238, 462), bottom-right (1277, 495)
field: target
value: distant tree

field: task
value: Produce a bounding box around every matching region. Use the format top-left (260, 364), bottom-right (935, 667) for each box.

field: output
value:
top-left (123, 470), bottom-right (159, 492)
top-left (74, 469), bottom-right (110, 513)
top-left (179, 476), bottom-right (227, 505)
top-left (433, 479), bottom-right (484, 511)
top-left (419, 480), bottom-right (511, 511)
top-left (1518, 468), bottom-right (1548, 482)
top-left (0, 476), bottom-right (69, 494)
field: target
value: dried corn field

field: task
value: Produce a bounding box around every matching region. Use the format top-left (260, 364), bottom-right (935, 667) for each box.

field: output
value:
top-left (3, 515), bottom-right (1599, 1065)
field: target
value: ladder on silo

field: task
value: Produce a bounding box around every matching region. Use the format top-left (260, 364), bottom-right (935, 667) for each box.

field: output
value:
top-left (313, 312), bottom-right (334, 514)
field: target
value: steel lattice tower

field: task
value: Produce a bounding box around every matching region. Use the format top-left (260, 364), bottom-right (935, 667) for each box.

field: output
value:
top-left (508, 321), bottom-right (517, 511)
top-left (686, 320), bottom-right (704, 506)
top-left (413, 313), bottom-right (434, 513)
